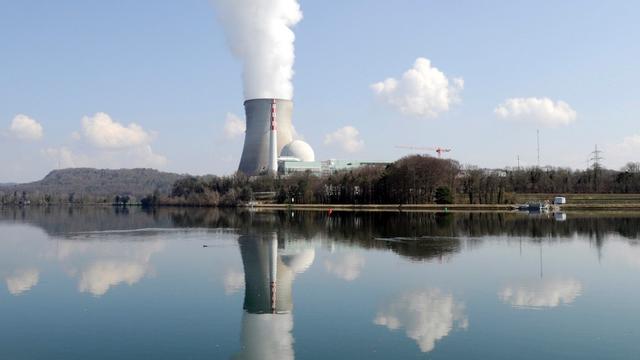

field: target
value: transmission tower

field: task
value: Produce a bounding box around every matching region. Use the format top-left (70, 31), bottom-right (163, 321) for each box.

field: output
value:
top-left (589, 144), bottom-right (604, 191)
top-left (589, 144), bottom-right (604, 170)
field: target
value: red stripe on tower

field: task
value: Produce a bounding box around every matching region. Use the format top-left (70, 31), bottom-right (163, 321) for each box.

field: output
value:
top-left (270, 100), bottom-right (277, 131)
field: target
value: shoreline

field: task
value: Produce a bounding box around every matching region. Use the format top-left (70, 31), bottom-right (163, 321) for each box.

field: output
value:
top-left (242, 203), bottom-right (640, 212)
top-left (4, 202), bottom-right (640, 212)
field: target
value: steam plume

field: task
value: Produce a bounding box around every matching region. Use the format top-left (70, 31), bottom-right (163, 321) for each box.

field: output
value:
top-left (213, 0), bottom-right (303, 100)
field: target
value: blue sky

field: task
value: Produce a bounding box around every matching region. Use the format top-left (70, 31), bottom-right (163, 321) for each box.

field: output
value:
top-left (1, 0), bottom-right (639, 182)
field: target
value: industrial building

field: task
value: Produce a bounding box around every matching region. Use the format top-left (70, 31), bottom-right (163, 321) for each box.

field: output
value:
top-left (279, 159), bottom-right (389, 176)
top-left (237, 97), bottom-right (388, 177)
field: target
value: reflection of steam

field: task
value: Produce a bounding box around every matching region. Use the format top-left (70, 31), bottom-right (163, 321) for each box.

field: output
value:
top-left (6, 268), bottom-right (39, 295)
top-left (224, 269), bottom-right (245, 295)
top-left (281, 249), bottom-right (315, 275)
top-left (374, 289), bottom-right (468, 353)
top-left (324, 253), bottom-right (365, 281)
top-left (233, 313), bottom-right (294, 360)
top-left (499, 278), bottom-right (582, 309)
top-left (78, 261), bottom-right (147, 296)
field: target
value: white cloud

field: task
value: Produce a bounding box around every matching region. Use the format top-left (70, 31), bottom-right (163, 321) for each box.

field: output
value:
top-left (371, 58), bottom-right (463, 118)
top-left (224, 112), bottom-right (246, 139)
top-left (498, 278), bottom-right (583, 309)
top-left (374, 289), bottom-right (468, 353)
top-left (495, 97), bottom-right (577, 127)
top-left (324, 126), bottom-right (364, 153)
top-left (42, 112), bottom-right (166, 169)
top-left (43, 145), bottom-right (166, 169)
top-left (224, 269), bottom-right (245, 295)
top-left (82, 112), bottom-right (152, 149)
top-left (615, 134), bottom-right (640, 152)
top-left (9, 114), bottom-right (43, 140)
top-left (42, 147), bottom-right (87, 168)
top-left (324, 253), bottom-right (365, 281)
top-left (607, 135), bottom-right (640, 169)
top-left (5, 268), bottom-right (39, 295)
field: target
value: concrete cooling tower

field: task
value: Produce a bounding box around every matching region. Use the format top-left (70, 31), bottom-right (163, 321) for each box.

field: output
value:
top-left (238, 99), bottom-right (294, 175)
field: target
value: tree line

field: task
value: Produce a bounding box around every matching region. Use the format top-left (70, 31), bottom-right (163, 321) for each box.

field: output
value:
top-left (3, 155), bottom-right (640, 206)
top-left (149, 156), bottom-right (640, 206)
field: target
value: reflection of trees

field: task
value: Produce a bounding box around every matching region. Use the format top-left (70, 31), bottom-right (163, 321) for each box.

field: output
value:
top-left (0, 207), bottom-right (174, 235)
top-left (5, 207), bottom-right (640, 262)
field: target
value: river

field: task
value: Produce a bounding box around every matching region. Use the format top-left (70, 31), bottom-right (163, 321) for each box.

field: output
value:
top-left (1, 207), bottom-right (639, 359)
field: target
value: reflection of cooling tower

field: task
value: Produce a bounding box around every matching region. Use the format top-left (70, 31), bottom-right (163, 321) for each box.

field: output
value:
top-left (238, 99), bottom-right (294, 175)
top-left (238, 234), bottom-right (293, 313)
top-left (234, 233), bottom-right (315, 360)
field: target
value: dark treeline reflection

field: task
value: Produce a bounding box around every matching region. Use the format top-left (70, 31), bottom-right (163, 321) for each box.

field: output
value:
top-left (2, 207), bottom-right (640, 261)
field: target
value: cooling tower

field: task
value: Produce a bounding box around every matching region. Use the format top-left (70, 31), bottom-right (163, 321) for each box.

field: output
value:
top-left (238, 99), bottom-right (294, 175)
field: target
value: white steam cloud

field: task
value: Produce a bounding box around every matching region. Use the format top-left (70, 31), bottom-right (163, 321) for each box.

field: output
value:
top-left (212, 0), bottom-right (303, 100)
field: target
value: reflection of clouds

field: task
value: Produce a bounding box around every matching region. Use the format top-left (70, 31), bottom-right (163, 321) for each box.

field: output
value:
top-left (606, 240), bottom-right (640, 269)
top-left (78, 261), bottom-right (147, 296)
top-left (6, 268), bottom-right (39, 295)
top-left (324, 253), bottom-right (365, 281)
top-left (374, 289), bottom-right (468, 353)
top-left (499, 278), bottom-right (582, 309)
top-left (234, 313), bottom-right (294, 360)
top-left (59, 239), bottom-right (165, 297)
top-left (224, 269), bottom-right (245, 295)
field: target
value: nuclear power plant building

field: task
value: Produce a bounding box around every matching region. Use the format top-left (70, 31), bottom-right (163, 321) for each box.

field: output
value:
top-left (237, 98), bottom-right (388, 176)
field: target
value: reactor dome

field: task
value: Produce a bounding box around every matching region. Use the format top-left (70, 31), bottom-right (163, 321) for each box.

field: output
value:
top-left (280, 140), bottom-right (315, 162)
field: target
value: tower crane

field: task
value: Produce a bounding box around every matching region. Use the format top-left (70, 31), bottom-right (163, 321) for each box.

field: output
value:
top-left (395, 145), bottom-right (452, 158)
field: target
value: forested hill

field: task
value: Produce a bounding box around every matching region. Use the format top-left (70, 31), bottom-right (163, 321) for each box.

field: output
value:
top-left (1, 168), bottom-right (184, 198)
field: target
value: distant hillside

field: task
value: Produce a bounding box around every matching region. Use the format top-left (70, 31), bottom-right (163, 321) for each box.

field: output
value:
top-left (0, 168), bottom-right (184, 198)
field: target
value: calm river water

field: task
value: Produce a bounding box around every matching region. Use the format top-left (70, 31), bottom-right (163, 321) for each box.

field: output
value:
top-left (1, 207), bottom-right (640, 359)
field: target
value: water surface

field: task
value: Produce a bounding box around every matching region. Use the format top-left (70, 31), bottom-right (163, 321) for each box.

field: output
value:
top-left (1, 207), bottom-right (640, 359)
